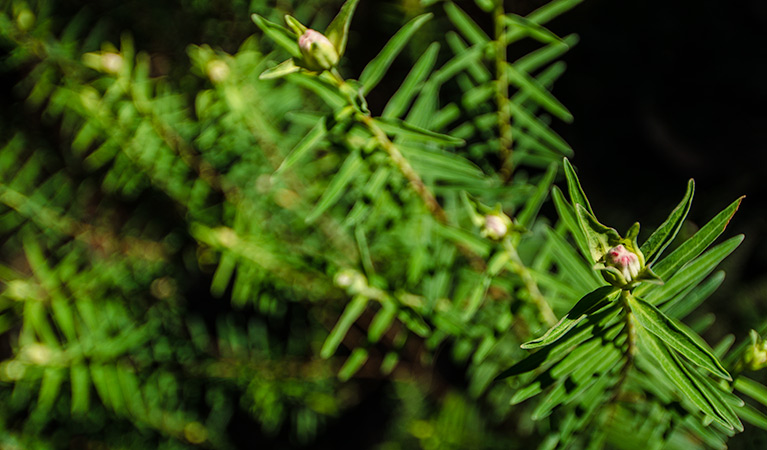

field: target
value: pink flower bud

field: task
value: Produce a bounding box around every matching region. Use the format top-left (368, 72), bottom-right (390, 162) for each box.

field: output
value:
top-left (604, 245), bottom-right (640, 282)
top-left (481, 213), bottom-right (511, 240)
top-left (298, 29), bottom-right (339, 71)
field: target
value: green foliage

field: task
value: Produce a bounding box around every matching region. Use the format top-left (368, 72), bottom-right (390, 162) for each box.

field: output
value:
top-left (0, 0), bottom-right (761, 449)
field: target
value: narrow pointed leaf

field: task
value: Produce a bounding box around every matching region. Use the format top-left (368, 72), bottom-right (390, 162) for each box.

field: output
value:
top-left (284, 15), bottom-right (307, 36)
top-left (368, 301), bottom-right (397, 343)
top-left (648, 196), bottom-right (743, 282)
top-left (259, 58), bottom-right (300, 80)
top-left (662, 271), bottom-right (725, 320)
top-left (551, 186), bottom-right (590, 262)
top-left (359, 13), bottom-right (433, 95)
top-left (636, 325), bottom-right (729, 428)
top-left (251, 14), bottom-right (301, 58)
top-left (516, 34), bottom-right (578, 74)
top-left (690, 367), bottom-right (744, 431)
top-left (306, 150), bottom-right (363, 223)
top-left (504, 13), bottom-right (565, 45)
top-left (444, 2), bottom-right (490, 46)
top-left (497, 303), bottom-right (621, 379)
top-left (641, 179), bottom-right (694, 265)
top-left (506, 63), bottom-right (573, 122)
top-left (735, 402), bottom-right (767, 430)
top-left (325, 0), bottom-right (360, 56)
top-left (644, 235), bottom-right (743, 304)
top-left (521, 285), bottom-right (617, 349)
top-left (338, 347), bottom-right (368, 381)
top-left (630, 295), bottom-right (730, 380)
top-left (375, 117), bottom-right (464, 145)
top-left (734, 377), bottom-right (767, 408)
top-left (276, 117), bottom-right (327, 174)
top-left (575, 204), bottom-right (621, 264)
top-left (510, 102), bottom-right (572, 154)
top-left (321, 295), bottom-right (368, 358)
top-left (563, 157), bottom-right (593, 215)
top-left (517, 162), bottom-right (558, 229)
top-left (383, 42), bottom-right (440, 118)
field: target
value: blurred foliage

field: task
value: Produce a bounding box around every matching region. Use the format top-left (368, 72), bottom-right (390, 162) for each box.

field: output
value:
top-left (0, 0), bottom-right (764, 449)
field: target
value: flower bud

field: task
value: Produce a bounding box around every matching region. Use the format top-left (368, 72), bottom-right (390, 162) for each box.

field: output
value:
top-left (298, 29), bottom-right (339, 71)
top-left (481, 213), bottom-right (511, 240)
top-left (743, 330), bottom-right (767, 371)
top-left (604, 244), bottom-right (640, 283)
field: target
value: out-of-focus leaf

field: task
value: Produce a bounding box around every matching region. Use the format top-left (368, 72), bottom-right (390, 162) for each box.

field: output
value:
top-left (506, 63), bottom-right (572, 122)
top-left (251, 14), bottom-right (301, 59)
top-left (259, 58), bottom-right (300, 80)
top-left (444, 2), bottom-right (491, 46)
top-left (551, 187), bottom-right (590, 262)
top-left (517, 162), bottom-right (557, 229)
top-left (359, 13), bottom-right (433, 95)
top-left (734, 377), bottom-right (767, 408)
top-left (376, 117), bottom-right (464, 145)
top-left (504, 13), bottom-right (565, 45)
top-left (321, 295), bottom-right (368, 358)
top-left (306, 150), bottom-right (363, 223)
top-left (338, 348), bottom-right (368, 381)
top-left (383, 42), bottom-right (440, 119)
top-left (275, 117), bottom-right (327, 174)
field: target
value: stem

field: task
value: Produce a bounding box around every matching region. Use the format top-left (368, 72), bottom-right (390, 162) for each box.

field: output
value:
top-left (503, 237), bottom-right (557, 326)
top-left (329, 70), bottom-right (448, 224)
top-left (494, 4), bottom-right (514, 181)
top-left (612, 290), bottom-right (637, 401)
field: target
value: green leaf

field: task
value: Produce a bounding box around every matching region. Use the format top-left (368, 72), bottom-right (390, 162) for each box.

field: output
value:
top-left (259, 58), bottom-right (301, 80)
top-left (70, 364), bottom-right (90, 415)
top-left (690, 369), bottom-right (744, 431)
top-left (359, 13), bottom-right (433, 95)
top-left (251, 14), bottom-right (301, 59)
top-left (444, 2), bottom-right (490, 46)
top-left (321, 295), bottom-right (368, 358)
top-left (734, 377), bottom-right (767, 408)
top-left (375, 117), bottom-right (464, 146)
top-left (306, 150), bottom-right (363, 223)
top-left (551, 186), bottom-right (590, 263)
top-left (543, 225), bottom-right (601, 293)
top-left (37, 367), bottom-right (65, 414)
top-left (516, 35), bottom-right (578, 74)
top-left (635, 325), bottom-right (729, 428)
top-left (383, 42), bottom-right (440, 119)
top-left (325, 0), bottom-right (361, 57)
top-left (521, 285), bottom-right (618, 349)
top-left (563, 157), bottom-right (593, 215)
top-left (647, 196), bottom-right (743, 283)
top-left (662, 271), bottom-right (725, 320)
top-left (399, 144), bottom-right (486, 184)
top-left (643, 235), bottom-right (743, 305)
top-left (504, 13), bottom-right (566, 45)
top-left (368, 301), bottom-right (397, 343)
top-left (338, 347), bottom-right (368, 381)
top-left (735, 402), bottom-right (767, 430)
top-left (510, 102), bottom-right (572, 155)
top-left (516, 162), bottom-right (558, 229)
top-left (630, 295), bottom-right (730, 380)
top-left (284, 15), bottom-right (307, 36)
top-left (275, 117), bottom-right (327, 174)
top-left (641, 179), bottom-right (694, 265)
top-left (575, 204), bottom-right (621, 265)
top-left (506, 63), bottom-right (573, 122)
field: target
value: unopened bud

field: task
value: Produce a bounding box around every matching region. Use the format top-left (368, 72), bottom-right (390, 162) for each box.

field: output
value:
top-left (604, 245), bottom-right (640, 282)
top-left (298, 29), bottom-right (339, 71)
top-left (743, 330), bottom-right (767, 371)
top-left (206, 60), bottom-right (230, 83)
top-left (481, 213), bottom-right (511, 240)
